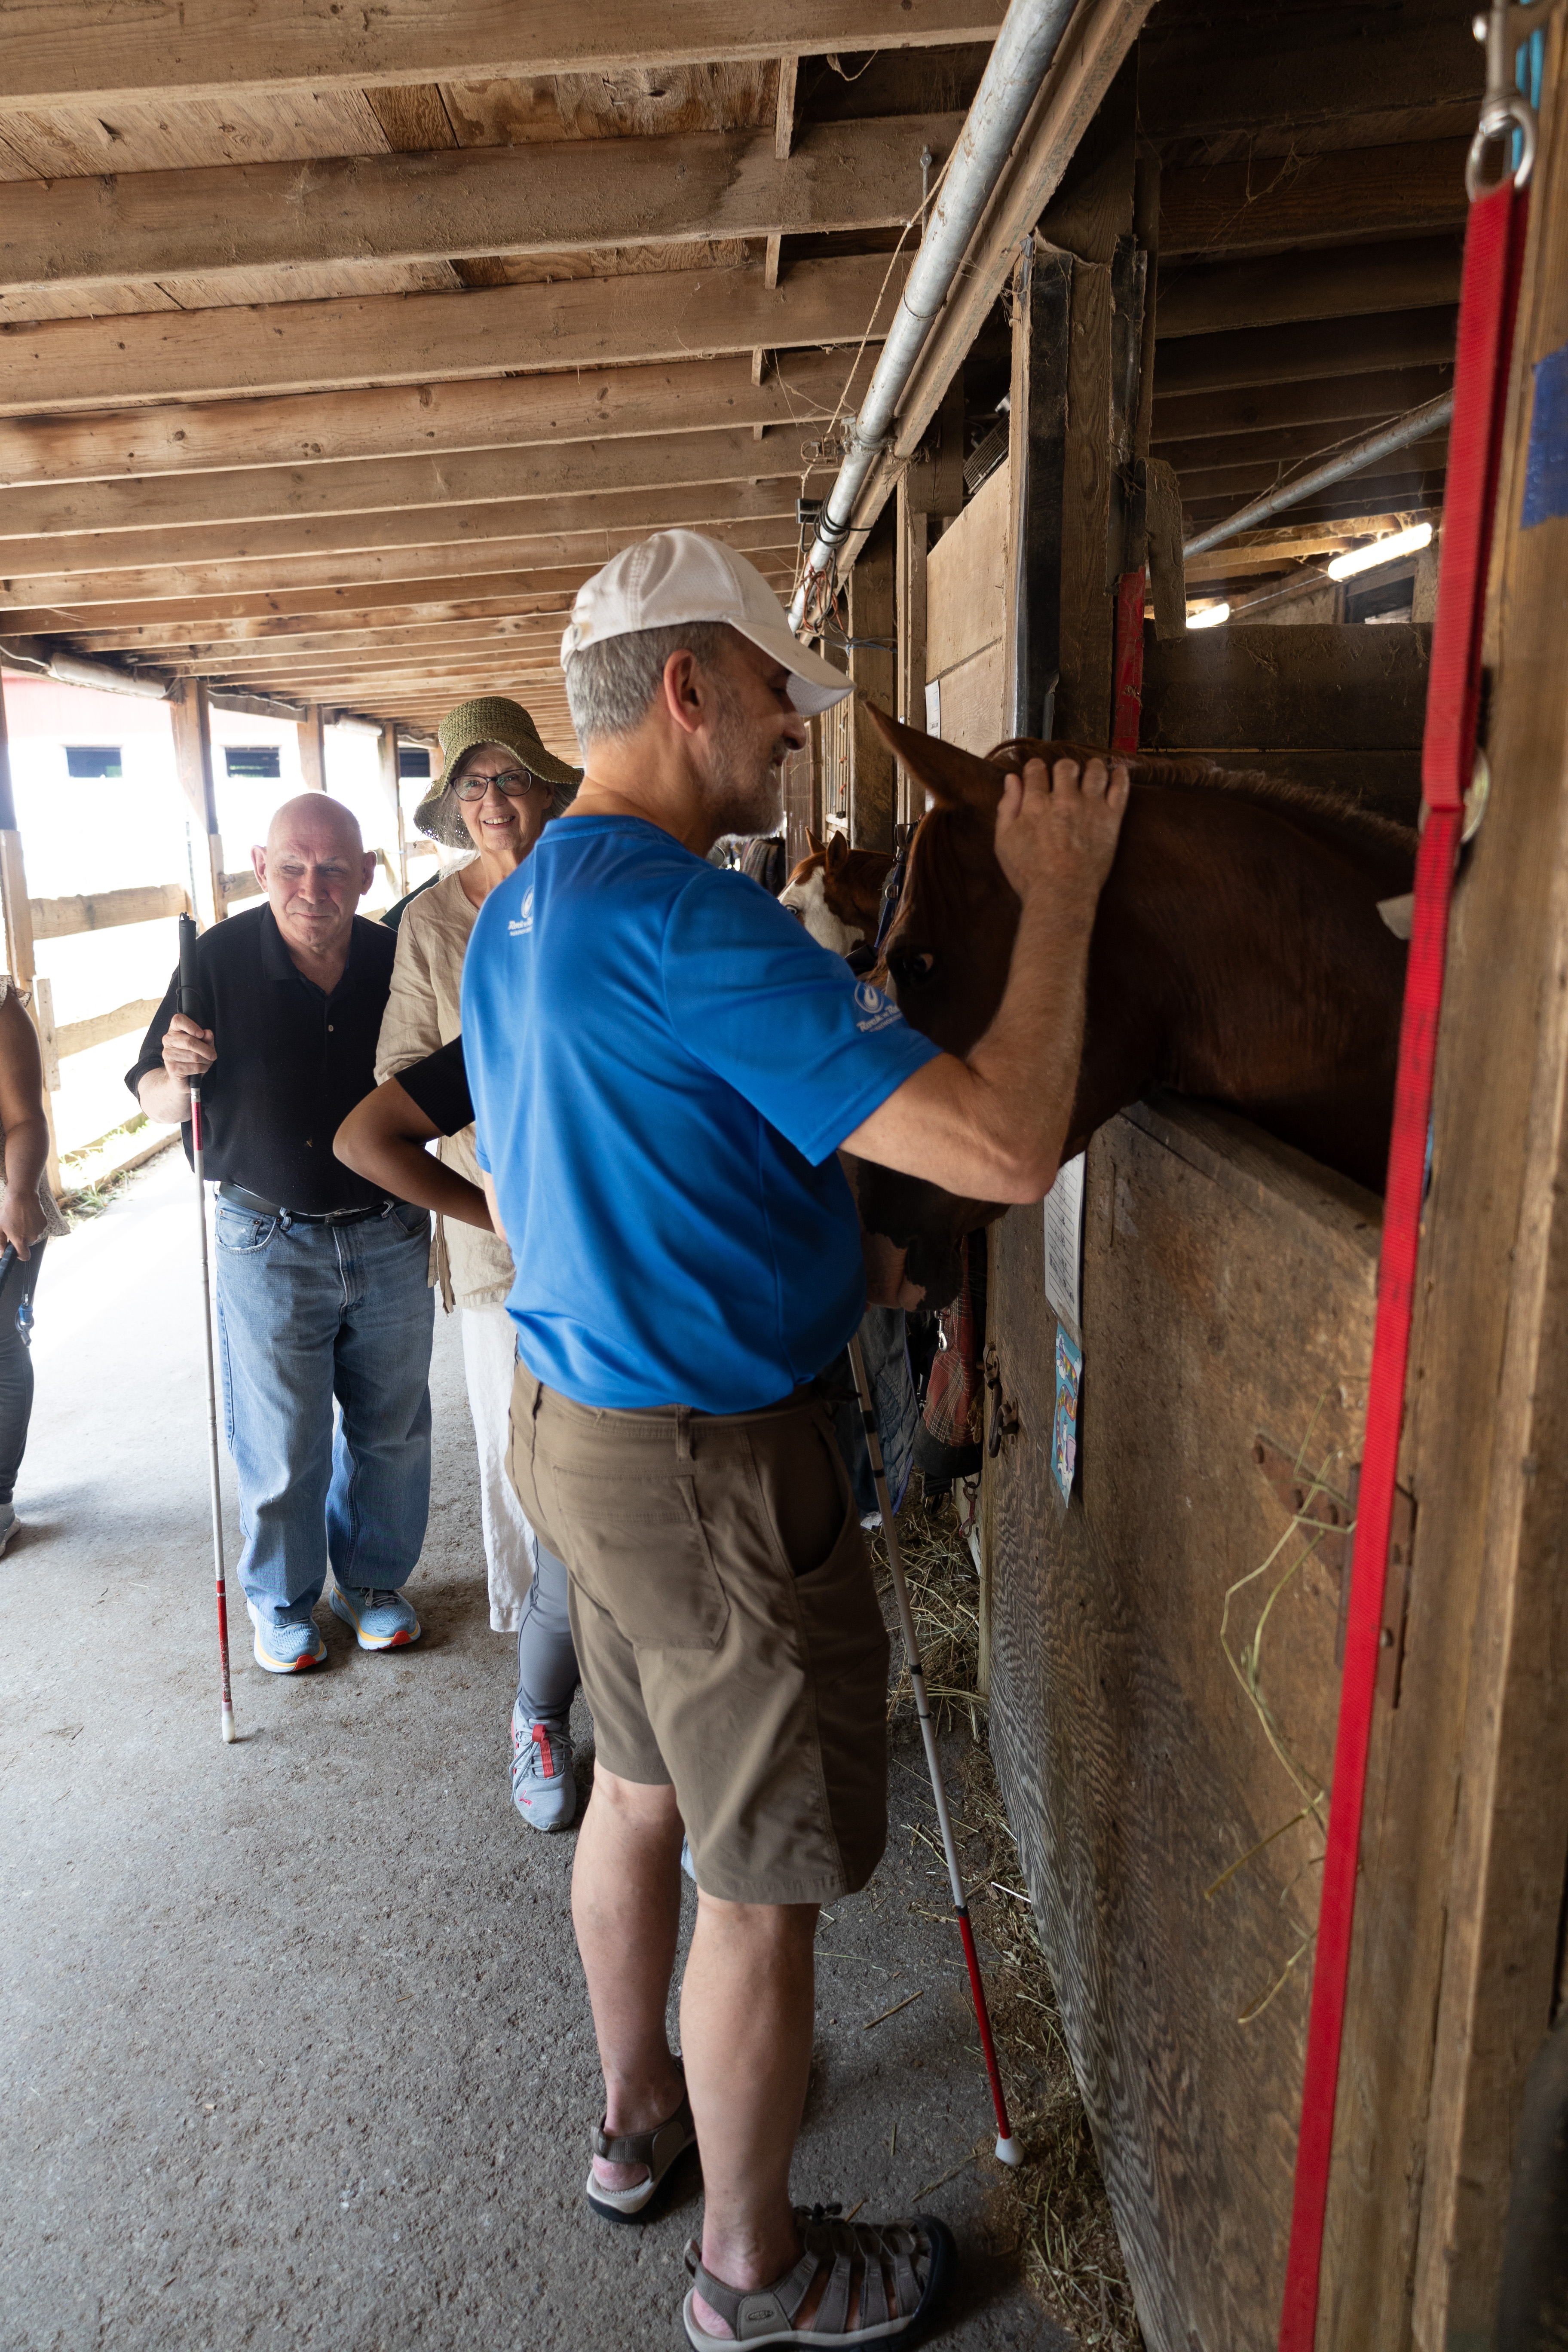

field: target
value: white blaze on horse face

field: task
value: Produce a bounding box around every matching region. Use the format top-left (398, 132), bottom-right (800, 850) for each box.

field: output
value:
top-left (780, 868), bottom-right (864, 956)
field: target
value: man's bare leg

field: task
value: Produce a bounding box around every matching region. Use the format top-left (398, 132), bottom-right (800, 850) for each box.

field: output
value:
top-left (573, 1764), bottom-right (687, 2190)
top-left (681, 1894), bottom-right (819, 2340)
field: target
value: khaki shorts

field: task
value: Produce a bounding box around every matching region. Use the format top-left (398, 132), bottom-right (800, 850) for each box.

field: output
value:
top-left (507, 1361), bottom-right (889, 1906)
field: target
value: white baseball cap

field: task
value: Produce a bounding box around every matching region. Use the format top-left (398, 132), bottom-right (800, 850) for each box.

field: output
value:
top-left (560, 530), bottom-right (854, 718)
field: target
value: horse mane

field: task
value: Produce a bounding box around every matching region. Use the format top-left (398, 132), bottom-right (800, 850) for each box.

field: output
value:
top-left (987, 738), bottom-right (1418, 864)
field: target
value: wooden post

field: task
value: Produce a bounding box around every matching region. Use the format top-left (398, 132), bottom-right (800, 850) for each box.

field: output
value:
top-left (1004, 238), bottom-right (1072, 739)
top-left (297, 702), bottom-right (326, 791)
top-left (0, 671), bottom-right (62, 1194)
top-left (847, 504), bottom-right (897, 851)
top-left (895, 476), bottom-right (928, 829)
top-left (169, 679), bottom-right (225, 925)
top-left (379, 723), bottom-right (408, 896)
top-left (1328, 19), bottom-right (1568, 2343)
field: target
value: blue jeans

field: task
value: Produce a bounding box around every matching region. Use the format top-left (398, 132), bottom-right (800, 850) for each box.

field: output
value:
top-left (214, 1200), bottom-right (435, 1628)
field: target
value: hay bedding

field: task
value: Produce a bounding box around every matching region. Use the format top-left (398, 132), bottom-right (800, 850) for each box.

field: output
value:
top-left (868, 1482), bottom-right (1144, 2351)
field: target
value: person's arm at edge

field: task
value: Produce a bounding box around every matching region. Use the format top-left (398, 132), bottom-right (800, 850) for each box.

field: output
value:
top-left (0, 991), bottom-right (49, 1258)
top-left (840, 753), bottom-right (1128, 1204)
top-left (334, 1077), bottom-right (498, 1230)
top-left (479, 1170), bottom-right (507, 1250)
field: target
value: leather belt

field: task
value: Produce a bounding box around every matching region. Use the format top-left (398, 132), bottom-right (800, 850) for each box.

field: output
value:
top-left (217, 1181), bottom-right (392, 1226)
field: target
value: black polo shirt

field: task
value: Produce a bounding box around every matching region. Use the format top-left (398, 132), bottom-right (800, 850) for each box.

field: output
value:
top-left (126, 903), bottom-right (397, 1214)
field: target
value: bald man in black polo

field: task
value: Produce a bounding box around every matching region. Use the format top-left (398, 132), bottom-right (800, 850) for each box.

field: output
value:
top-left (129, 796), bottom-right (434, 1674)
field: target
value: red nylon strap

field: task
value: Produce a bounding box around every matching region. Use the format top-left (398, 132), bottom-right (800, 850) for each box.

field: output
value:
top-left (1277, 177), bottom-right (1528, 2352)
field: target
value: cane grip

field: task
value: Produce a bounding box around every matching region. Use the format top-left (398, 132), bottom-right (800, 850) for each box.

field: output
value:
top-left (178, 911), bottom-right (202, 1020)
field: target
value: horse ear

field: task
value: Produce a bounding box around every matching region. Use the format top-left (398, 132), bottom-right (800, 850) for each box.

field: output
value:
top-left (807, 828), bottom-right (824, 856)
top-left (825, 830), bottom-right (849, 872)
top-left (861, 700), bottom-right (1005, 812)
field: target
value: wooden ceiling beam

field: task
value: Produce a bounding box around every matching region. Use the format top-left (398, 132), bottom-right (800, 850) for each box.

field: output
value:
top-left (1177, 444), bottom-right (1447, 505)
top-left (1, 112), bottom-right (962, 296)
top-left (0, 515), bottom-right (803, 610)
top-left (0, 2), bottom-right (1007, 111)
top-left (0, 350), bottom-right (867, 490)
top-left (5, 426), bottom-right (837, 543)
top-left (1156, 233), bottom-right (1461, 339)
top-left (165, 625), bottom-right (577, 670)
top-left (1156, 306), bottom-right (1458, 397)
top-left (1152, 362), bottom-right (1453, 444)
top-left (0, 252), bottom-right (908, 416)
top-left (1165, 421), bottom-right (1450, 483)
top-left (1139, 6), bottom-right (1481, 142)
top-left (57, 580), bottom-right (793, 652)
top-left (0, 475), bottom-right (813, 579)
top-left (1159, 139), bottom-right (1469, 258)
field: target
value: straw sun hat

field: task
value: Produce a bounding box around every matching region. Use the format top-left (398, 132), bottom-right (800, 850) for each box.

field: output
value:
top-left (415, 695), bottom-right (582, 849)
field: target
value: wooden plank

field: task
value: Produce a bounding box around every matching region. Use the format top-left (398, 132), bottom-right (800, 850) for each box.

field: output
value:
top-left (926, 460), bottom-right (1011, 683)
top-left (297, 705), bottom-right (326, 792)
top-left (1156, 234), bottom-right (1462, 341)
top-left (29, 881), bottom-right (189, 939)
top-left (0, 112), bottom-right (962, 295)
top-left (0, 517), bottom-right (801, 615)
top-left (54, 995), bottom-right (163, 1061)
top-left (1153, 364), bottom-right (1455, 447)
top-left (1156, 307), bottom-right (1460, 399)
top-left (1160, 139), bottom-right (1469, 260)
top-left (168, 677), bottom-right (224, 922)
top-left (0, 252), bottom-right (909, 415)
top-left (2, 426), bottom-right (840, 544)
top-left (0, 349), bottom-right (866, 490)
top-left (895, 474), bottom-right (929, 824)
top-left (1004, 241), bottom-right (1069, 737)
top-left (220, 869), bottom-right (262, 905)
top-left (1138, 4), bottom-right (1482, 141)
top-left (0, 2), bottom-right (1009, 110)
top-left (985, 1103), bottom-right (1378, 2352)
top-left (848, 505), bottom-right (896, 854)
top-left (0, 480), bottom-right (812, 586)
top-left (1140, 623), bottom-right (1431, 753)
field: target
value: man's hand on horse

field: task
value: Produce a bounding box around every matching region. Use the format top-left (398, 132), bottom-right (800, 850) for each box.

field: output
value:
top-left (994, 753), bottom-right (1130, 911)
top-left (161, 1011), bottom-right (217, 1084)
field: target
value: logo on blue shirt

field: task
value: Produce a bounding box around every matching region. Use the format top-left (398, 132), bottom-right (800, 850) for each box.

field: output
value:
top-left (508, 887), bottom-right (535, 937)
top-left (853, 980), bottom-right (902, 1035)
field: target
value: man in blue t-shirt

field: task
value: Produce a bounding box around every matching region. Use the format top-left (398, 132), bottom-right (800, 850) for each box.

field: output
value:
top-left (462, 530), bottom-right (1127, 2347)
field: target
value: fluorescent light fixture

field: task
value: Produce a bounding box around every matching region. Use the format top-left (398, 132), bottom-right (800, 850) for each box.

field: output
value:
top-left (1328, 521), bottom-right (1433, 582)
top-left (1186, 601), bottom-right (1230, 630)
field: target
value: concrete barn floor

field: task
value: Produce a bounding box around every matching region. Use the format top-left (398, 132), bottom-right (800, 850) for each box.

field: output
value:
top-left (1, 1150), bottom-right (1069, 2352)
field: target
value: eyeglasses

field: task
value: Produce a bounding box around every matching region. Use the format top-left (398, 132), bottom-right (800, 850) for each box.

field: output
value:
top-left (452, 769), bottom-right (542, 802)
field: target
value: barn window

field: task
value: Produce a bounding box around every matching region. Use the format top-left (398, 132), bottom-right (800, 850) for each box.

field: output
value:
top-left (65, 745), bottom-right (122, 778)
top-left (1347, 570), bottom-right (1417, 627)
top-left (224, 745), bottom-right (282, 779)
top-left (821, 697), bottom-right (851, 821)
top-left (398, 747), bottom-right (432, 779)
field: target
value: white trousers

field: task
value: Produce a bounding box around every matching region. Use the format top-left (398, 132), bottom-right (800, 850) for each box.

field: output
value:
top-left (459, 1302), bottom-right (535, 1632)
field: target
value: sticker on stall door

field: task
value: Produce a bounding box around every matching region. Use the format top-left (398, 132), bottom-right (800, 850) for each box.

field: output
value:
top-left (1522, 341), bottom-right (1568, 528)
top-left (1052, 1323), bottom-right (1083, 1505)
top-left (1043, 1152), bottom-right (1085, 1341)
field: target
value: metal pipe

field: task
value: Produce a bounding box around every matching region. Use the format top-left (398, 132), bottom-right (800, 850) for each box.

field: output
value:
top-left (788, 0), bottom-right (1078, 631)
top-left (0, 640), bottom-right (173, 698)
top-left (1181, 391), bottom-right (1454, 560)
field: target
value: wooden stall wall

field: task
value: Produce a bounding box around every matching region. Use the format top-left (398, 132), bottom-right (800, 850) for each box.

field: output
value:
top-left (922, 460), bottom-right (1011, 755)
top-left (985, 1102), bottom-right (1379, 2350)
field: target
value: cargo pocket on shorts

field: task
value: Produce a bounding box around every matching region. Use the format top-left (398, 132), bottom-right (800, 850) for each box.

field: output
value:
top-left (549, 1465), bottom-right (731, 1651)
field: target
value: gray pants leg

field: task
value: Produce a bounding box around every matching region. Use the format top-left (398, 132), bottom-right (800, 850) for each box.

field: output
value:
top-left (515, 1529), bottom-right (578, 1724)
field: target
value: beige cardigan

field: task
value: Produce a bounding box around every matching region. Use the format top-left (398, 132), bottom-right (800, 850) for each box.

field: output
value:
top-left (0, 977), bottom-right (66, 1239)
top-left (374, 872), bottom-right (514, 1311)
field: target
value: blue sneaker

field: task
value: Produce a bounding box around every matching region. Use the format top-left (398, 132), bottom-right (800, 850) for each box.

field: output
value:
top-left (248, 1603), bottom-right (327, 1674)
top-left (330, 1584), bottom-right (421, 1651)
top-left (510, 1699), bottom-right (576, 1831)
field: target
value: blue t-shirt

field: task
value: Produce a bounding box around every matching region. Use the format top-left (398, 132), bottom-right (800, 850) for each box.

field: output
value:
top-left (462, 815), bottom-right (940, 1412)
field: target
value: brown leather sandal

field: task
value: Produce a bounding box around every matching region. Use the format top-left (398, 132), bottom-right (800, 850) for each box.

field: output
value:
top-left (681, 2205), bottom-right (954, 2345)
top-left (584, 2064), bottom-right (697, 2224)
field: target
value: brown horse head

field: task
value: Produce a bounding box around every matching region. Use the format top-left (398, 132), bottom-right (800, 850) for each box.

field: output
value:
top-left (851, 703), bottom-right (1414, 1303)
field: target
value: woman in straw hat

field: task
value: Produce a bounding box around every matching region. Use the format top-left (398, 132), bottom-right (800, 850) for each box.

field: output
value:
top-left (374, 695), bottom-right (583, 1831)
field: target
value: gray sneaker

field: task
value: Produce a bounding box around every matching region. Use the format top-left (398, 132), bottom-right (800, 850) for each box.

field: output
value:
top-left (510, 1700), bottom-right (576, 1831)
